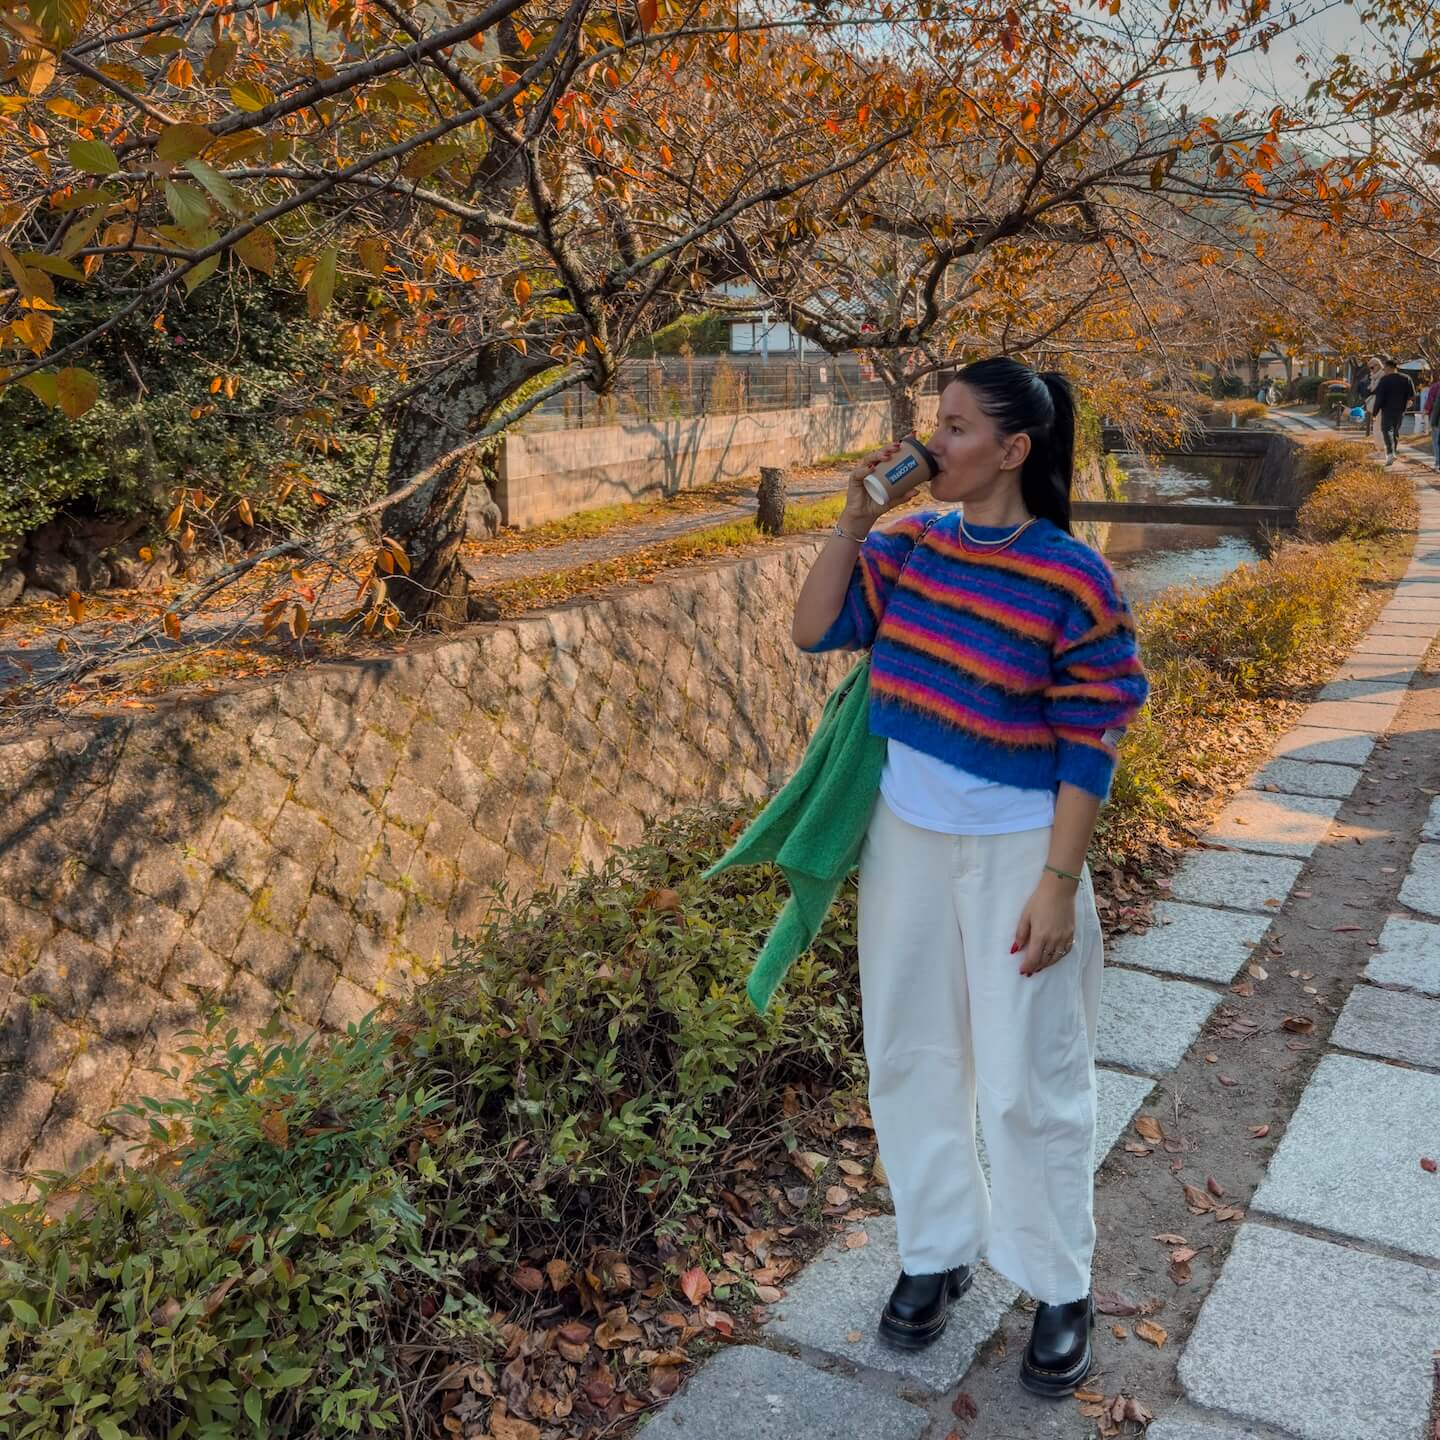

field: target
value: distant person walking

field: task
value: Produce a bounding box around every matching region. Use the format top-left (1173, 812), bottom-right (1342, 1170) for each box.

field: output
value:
top-left (1357, 357), bottom-right (1382, 437)
top-left (1371, 358), bottom-right (1416, 467)
top-left (1427, 378), bottom-right (1440, 471)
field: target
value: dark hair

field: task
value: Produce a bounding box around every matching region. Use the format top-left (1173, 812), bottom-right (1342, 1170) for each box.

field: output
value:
top-left (954, 356), bottom-right (1076, 533)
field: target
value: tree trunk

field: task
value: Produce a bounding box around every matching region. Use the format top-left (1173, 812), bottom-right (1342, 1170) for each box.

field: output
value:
top-left (888, 380), bottom-right (917, 441)
top-left (756, 466), bottom-right (787, 534)
top-left (383, 344), bottom-right (553, 626)
top-left (1246, 353), bottom-right (1261, 390)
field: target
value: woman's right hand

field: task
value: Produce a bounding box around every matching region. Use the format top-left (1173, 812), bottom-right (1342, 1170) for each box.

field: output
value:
top-left (843, 441), bottom-right (903, 531)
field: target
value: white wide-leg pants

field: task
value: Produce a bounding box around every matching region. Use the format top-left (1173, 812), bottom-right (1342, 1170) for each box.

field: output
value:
top-left (857, 795), bottom-right (1104, 1304)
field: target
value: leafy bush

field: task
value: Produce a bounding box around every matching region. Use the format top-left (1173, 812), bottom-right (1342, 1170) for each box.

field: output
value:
top-left (1209, 372), bottom-right (1250, 399)
top-left (0, 807), bottom-right (864, 1437)
top-left (1289, 376), bottom-right (1322, 404)
top-left (1298, 438), bottom-right (1373, 484)
top-left (0, 275), bottom-right (381, 549)
top-left (0, 1014), bottom-right (476, 1439)
top-left (1299, 462), bottom-right (1418, 542)
top-left (1136, 541), bottom-right (1365, 698)
top-left (637, 312), bottom-right (733, 356)
top-left (1209, 399), bottom-right (1269, 425)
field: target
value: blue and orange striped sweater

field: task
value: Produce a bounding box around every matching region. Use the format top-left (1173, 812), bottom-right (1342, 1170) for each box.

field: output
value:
top-left (802, 509), bottom-right (1148, 799)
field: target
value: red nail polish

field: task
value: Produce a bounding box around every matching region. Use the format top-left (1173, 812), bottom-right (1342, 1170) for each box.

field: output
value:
top-left (1009, 943), bottom-right (1019, 954)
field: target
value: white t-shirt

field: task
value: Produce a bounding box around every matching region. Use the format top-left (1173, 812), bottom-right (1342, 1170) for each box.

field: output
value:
top-left (879, 739), bottom-right (1056, 836)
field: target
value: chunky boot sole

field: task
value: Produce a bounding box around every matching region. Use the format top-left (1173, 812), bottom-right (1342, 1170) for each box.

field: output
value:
top-left (1019, 1303), bottom-right (1095, 1398)
top-left (877, 1268), bottom-right (974, 1352)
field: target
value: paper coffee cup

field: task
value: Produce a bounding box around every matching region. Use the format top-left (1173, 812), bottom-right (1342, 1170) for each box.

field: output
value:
top-left (863, 436), bottom-right (939, 506)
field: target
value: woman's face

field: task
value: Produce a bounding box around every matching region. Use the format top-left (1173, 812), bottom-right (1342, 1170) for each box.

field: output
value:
top-left (925, 382), bottom-right (1030, 506)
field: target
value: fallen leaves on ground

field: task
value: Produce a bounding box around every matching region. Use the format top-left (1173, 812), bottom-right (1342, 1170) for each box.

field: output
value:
top-left (1077, 1390), bottom-right (1154, 1435)
top-left (1134, 1320), bottom-right (1168, 1348)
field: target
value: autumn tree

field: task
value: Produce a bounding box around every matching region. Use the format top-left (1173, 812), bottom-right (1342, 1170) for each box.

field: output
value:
top-left (0, 0), bottom-right (929, 627)
top-left (713, 0), bottom-right (1380, 436)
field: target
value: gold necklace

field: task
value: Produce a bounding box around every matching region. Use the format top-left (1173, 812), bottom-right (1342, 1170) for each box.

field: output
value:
top-left (959, 515), bottom-right (1037, 552)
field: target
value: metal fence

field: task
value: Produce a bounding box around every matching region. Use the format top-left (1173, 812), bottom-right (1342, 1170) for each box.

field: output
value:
top-left (512, 356), bottom-right (940, 431)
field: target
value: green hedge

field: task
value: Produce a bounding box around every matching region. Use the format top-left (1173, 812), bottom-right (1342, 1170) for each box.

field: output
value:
top-left (0, 277), bottom-right (380, 549)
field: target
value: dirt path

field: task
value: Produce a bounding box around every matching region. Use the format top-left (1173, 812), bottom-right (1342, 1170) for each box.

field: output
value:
top-left (460, 467), bottom-right (849, 585)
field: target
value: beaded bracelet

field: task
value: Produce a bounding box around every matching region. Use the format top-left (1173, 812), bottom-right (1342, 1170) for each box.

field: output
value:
top-left (1044, 863), bottom-right (1083, 884)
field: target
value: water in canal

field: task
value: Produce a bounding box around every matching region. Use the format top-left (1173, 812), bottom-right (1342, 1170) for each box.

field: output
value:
top-left (1103, 452), bottom-right (1260, 603)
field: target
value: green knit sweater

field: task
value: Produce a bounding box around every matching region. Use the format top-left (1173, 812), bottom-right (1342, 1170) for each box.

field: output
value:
top-left (703, 657), bottom-right (885, 1013)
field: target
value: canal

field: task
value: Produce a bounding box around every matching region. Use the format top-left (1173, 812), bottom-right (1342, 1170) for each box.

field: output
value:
top-left (1104, 452), bottom-right (1261, 603)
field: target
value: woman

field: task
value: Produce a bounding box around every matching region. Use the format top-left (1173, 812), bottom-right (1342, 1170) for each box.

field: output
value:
top-left (791, 357), bottom-right (1148, 1398)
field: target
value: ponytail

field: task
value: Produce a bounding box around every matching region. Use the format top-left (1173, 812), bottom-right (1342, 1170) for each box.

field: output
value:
top-left (954, 357), bottom-right (1077, 534)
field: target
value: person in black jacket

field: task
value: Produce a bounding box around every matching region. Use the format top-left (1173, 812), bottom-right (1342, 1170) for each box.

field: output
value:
top-left (1371, 358), bottom-right (1416, 466)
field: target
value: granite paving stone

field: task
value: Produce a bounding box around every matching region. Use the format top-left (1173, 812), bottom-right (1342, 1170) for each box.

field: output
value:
top-left (1315, 678), bottom-right (1410, 707)
top-left (1204, 790), bottom-right (1341, 858)
top-left (1332, 985), bottom-right (1440, 1069)
top-left (1266, 724), bottom-right (1374, 767)
top-left (1365, 914), bottom-right (1440, 994)
top-left (765, 1217), bottom-right (1019, 1392)
top-left (1250, 756), bottom-right (1360, 798)
top-left (1166, 850), bottom-right (1303, 913)
top-left (1096, 968), bottom-right (1220, 1076)
top-left (642, 1345), bottom-right (929, 1440)
top-left (1093, 1067), bottom-right (1156, 1163)
top-left (1352, 630), bottom-right (1432, 658)
top-left (1399, 842), bottom-right (1440, 918)
top-left (1422, 796), bottom-right (1440, 842)
top-left (1251, 1053), bottom-right (1440, 1260)
top-left (1292, 698), bottom-right (1398, 734)
top-left (1106, 901), bottom-right (1271, 982)
top-left (1147, 1417), bottom-right (1273, 1440)
top-left (1179, 1224), bottom-right (1440, 1440)
top-left (1330, 654), bottom-right (1418, 683)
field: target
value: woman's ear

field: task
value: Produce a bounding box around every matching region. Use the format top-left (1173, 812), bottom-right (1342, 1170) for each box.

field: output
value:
top-left (1002, 431), bottom-right (1032, 470)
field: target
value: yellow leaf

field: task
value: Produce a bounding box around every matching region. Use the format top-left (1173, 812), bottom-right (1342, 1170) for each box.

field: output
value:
top-left (166, 55), bottom-right (194, 87)
top-left (233, 227), bottom-right (277, 276)
top-left (381, 537), bottom-right (412, 575)
top-left (513, 274), bottom-right (532, 305)
top-left (66, 590), bottom-right (85, 624)
top-left (236, 497), bottom-right (254, 526)
top-left (162, 611), bottom-right (182, 640)
top-left (54, 366), bottom-right (99, 419)
top-left (138, 546), bottom-right (153, 562)
top-left (209, 375), bottom-right (223, 393)
top-left (164, 502), bottom-right (185, 533)
top-left (259, 1109), bottom-right (289, 1148)
top-left (290, 603), bottom-right (309, 639)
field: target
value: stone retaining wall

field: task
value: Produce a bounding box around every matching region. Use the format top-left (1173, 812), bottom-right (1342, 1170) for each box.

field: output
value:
top-left (0, 539), bottom-right (850, 1197)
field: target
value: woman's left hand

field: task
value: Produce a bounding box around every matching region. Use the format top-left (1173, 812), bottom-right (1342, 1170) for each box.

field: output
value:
top-left (1012, 874), bottom-right (1077, 977)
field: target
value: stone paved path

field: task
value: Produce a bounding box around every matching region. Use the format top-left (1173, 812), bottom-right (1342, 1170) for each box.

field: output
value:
top-left (642, 429), bottom-right (1440, 1440)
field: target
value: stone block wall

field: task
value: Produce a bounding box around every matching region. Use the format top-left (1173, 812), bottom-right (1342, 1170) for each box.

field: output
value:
top-left (0, 539), bottom-right (850, 1198)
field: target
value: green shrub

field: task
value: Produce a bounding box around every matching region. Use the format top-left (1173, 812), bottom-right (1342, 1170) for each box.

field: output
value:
top-left (0, 807), bottom-right (864, 1437)
top-left (0, 275), bottom-right (381, 549)
top-left (637, 312), bottom-right (732, 356)
top-left (1299, 462), bottom-right (1419, 541)
top-left (1290, 376), bottom-right (1322, 404)
top-left (0, 1015), bottom-right (479, 1439)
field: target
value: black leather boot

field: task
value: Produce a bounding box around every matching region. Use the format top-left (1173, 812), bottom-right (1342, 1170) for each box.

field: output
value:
top-left (1019, 1294), bottom-right (1094, 1397)
top-left (877, 1266), bottom-right (973, 1351)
